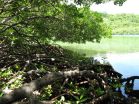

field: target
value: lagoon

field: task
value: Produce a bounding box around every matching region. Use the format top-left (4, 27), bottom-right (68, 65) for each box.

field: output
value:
top-left (59, 35), bottom-right (139, 89)
top-left (106, 52), bottom-right (139, 90)
top-left (59, 35), bottom-right (139, 57)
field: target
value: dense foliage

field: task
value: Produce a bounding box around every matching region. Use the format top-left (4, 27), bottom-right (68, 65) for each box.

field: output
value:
top-left (0, 0), bottom-right (126, 45)
top-left (103, 13), bottom-right (139, 35)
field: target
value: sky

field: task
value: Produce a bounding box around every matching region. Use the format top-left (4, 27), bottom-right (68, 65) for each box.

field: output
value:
top-left (91, 0), bottom-right (139, 14)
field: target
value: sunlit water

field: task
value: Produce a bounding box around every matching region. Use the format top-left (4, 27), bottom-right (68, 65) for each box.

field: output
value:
top-left (106, 52), bottom-right (139, 90)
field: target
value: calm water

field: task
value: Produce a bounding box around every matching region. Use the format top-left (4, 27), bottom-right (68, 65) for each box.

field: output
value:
top-left (106, 52), bottom-right (139, 90)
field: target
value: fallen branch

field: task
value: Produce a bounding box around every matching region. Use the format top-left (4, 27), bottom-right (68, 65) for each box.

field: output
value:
top-left (89, 91), bottom-right (124, 104)
top-left (121, 76), bottom-right (139, 83)
top-left (90, 93), bottom-right (111, 104)
top-left (0, 70), bottom-right (107, 104)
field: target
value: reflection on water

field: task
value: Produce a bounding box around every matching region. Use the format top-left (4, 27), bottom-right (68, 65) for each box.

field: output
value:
top-left (106, 52), bottom-right (139, 90)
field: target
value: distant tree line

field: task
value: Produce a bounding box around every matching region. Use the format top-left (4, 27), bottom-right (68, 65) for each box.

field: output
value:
top-left (102, 13), bottom-right (139, 35)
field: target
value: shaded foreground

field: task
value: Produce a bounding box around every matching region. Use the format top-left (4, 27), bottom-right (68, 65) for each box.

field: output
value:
top-left (0, 38), bottom-right (139, 104)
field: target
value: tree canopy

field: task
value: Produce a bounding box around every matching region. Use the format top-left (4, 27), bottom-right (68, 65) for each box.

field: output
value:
top-left (0, 0), bottom-right (126, 45)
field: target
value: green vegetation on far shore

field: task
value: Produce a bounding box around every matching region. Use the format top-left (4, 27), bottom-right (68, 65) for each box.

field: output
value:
top-left (102, 13), bottom-right (139, 35)
top-left (58, 36), bottom-right (139, 57)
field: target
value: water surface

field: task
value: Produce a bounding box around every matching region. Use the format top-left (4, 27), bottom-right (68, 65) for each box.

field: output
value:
top-left (106, 52), bottom-right (139, 90)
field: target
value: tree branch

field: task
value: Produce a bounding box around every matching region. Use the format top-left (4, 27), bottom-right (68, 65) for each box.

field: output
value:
top-left (121, 76), bottom-right (139, 83)
top-left (0, 15), bottom-right (60, 33)
top-left (0, 70), bottom-right (107, 104)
